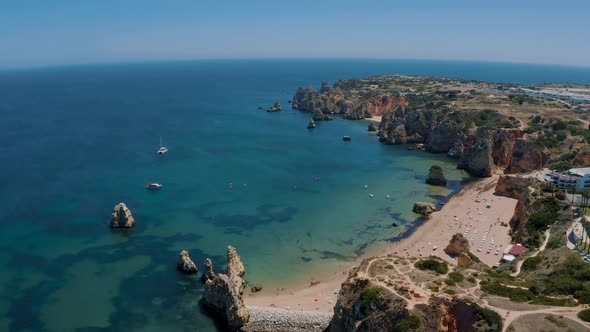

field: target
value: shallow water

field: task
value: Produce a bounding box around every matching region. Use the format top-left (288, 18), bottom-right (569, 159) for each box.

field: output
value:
top-left (1, 59), bottom-right (588, 331)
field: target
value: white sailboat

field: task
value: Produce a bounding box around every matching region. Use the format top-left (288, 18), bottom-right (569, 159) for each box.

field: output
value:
top-left (157, 136), bottom-right (168, 154)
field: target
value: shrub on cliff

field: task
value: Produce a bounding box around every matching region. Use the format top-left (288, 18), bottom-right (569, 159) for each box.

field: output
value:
top-left (522, 256), bottom-right (542, 271)
top-left (392, 315), bottom-right (421, 332)
top-left (577, 308), bottom-right (590, 322)
top-left (415, 259), bottom-right (449, 274)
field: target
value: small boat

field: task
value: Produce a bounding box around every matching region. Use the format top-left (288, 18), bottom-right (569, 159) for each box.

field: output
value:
top-left (342, 136), bottom-right (352, 141)
top-left (385, 194), bottom-right (390, 199)
top-left (363, 185), bottom-right (368, 189)
top-left (146, 183), bottom-right (163, 190)
top-left (157, 136), bottom-right (168, 154)
top-left (369, 194), bottom-right (374, 198)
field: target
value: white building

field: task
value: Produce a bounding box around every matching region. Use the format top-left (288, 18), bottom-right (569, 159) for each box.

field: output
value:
top-left (567, 168), bottom-right (590, 189)
top-left (548, 167), bottom-right (590, 189)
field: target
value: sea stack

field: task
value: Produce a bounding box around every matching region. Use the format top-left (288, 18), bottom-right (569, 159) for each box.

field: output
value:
top-left (444, 233), bottom-right (473, 267)
top-left (202, 246), bottom-right (249, 331)
top-left (307, 118), bottom-right (316, 129)
top-left (368, 122), bottom-right (377, 132)
top-left (177, 250), bottom-right (198, 274)
top-left (267, 101), bottom-right (282, 112)
top-left (201, 258), bottom-right (215, 283)
top-left (425, 165), bottom-right (447, 186)
top-left (109, 203), bottom-right (135, 228)
top-left (412, 202), bottom-right (436, 216)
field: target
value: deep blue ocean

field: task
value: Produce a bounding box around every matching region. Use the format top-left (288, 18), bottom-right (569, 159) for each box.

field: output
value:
top-left (0, 59), bottom-right (589, 332)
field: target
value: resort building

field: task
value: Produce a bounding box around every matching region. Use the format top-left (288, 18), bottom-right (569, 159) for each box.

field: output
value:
top-left (547, 167), bottom-right (590, 189)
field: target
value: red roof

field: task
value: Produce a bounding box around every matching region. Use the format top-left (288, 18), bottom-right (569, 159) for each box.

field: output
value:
top-left (508, 244), bottom-right (528, 255)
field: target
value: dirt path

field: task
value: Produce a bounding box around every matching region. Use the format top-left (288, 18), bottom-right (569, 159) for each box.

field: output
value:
top-left (511, 228), bottom-right (551, 276)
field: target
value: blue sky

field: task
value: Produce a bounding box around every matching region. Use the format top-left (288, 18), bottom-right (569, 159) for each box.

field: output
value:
top-left (1, 0), bottom-right (589, 68)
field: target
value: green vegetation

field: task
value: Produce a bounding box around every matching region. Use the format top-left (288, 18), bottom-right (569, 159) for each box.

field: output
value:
top-left (448, 272), bottom-right (465, 283)
top-left (543, 256), bottom-right (590, 303)
top-left (522, 256), bottom-right (542, 271)
top-left (444, 288), bottom-right (457, 295)
top-left (466, 276), bottom-right (477, 284)
top-left (467, 252), bottom-right (481, 263)
top-left (461, 300), bottom-right (503, 332)
top-left (360, 286), bottom-right (383, 307)
top-left (481, 282), bottom-right (535, 302)
top-left (529, 296), bottom-right (577, 306)
top-left (444, 279), bottom-right (456, 286)
top-left (392, 315), bottom-right (421, 332)
top-left (525, 197), bottom-right (560, 247)
top-left (472, 109), bottom-right (519, 128)
top-left (578, 308), bottom-right (590, 322)
top-left (414, 259), bottom-right (449, 274)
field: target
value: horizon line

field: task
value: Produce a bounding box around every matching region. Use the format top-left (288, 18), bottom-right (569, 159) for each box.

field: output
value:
top-left (2, 56), bottom-right (590, 72)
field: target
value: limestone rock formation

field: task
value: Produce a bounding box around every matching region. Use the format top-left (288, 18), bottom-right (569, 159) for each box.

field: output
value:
top-left (307, 118), bottom-right (316, 129)
top-left (495, 174), bottom-right (542, 244)
top-left (109, 203), bottom-right (135, 228)
top-left (412, 202), bottom-right (437, 216)
top-left (328, 278), bottom-right (411, 332)
top-left (312, 109), bottom-right (333, 121)
top-left (202, 246), bottom-right (249, 331)
top-left (426, 119), bottom-right (464, 153)
top-left (505, 138), bottom-right (548, 173)
top-left (226, 245), bottom-right (245, 280)
top-left (368, 122), bottom-right (377, 132)
top-left (425, 165), bottom-right (447, 186)
top-left (176, 250), bottom-right (198, 274)
top-left (201, 258), bottom-right (215, 283)
top-left (444, 233), bottom-right (470, 257)
top-left (573, 150), bottom-right (590, 166)
top-left (267, 101), bottom-right (282, 112)
top-left (447, 141), bottom-right (464, 159)
top-left (458, 127), bottom-right (495, 177)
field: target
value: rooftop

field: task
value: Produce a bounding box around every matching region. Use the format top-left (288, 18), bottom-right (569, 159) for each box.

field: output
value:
top-left (569, 167), bottom-right (590, 177)
top-left (508, 244), bottom-right (528, 255)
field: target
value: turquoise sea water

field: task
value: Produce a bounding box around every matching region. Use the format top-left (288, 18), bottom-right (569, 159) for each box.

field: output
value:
top-left (1, 59), bottom-right (589, 331)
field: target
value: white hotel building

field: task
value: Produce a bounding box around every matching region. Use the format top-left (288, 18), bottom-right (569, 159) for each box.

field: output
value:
top-left (550, 168), bottom-right (590, 189)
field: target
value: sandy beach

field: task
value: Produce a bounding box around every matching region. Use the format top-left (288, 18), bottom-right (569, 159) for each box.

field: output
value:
top-left (245, 172), bottom-right (518, 313)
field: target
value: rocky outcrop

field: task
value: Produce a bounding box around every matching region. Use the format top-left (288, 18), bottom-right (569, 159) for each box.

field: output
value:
top-left (267, 101), bottom-right (282, 112)
top-left (201, 258), bottom-right (215, 283)
top-left (444, 233), bottom-right (470, 257)
top-left (176, 250), bottom-right (198, 274)
top-left (505, 138), bottom-right (548, 173)
top-left (226, 245), bottom-right (245, 280)
top-left (413, 202), bottom-right (437, 216)
top-left (495, 175), bottom-right (541, 243)
top-left (426, 165), bottom-right (447, 186)
top-left (307, 118), bottom-right (316, 129)
top-left (109, 203), bottom-right (135, 228)
top-left (573, 150), bottom-right (590, 166)
top-left (202, 246), bottom-right (249, 331)
top-left (327, 277), bottom-right (411, 332)
top-left (426, 119), bottom-right (464, 153)
top-left (292, 83), bottom-right (407, 121)
top-left (293, 79), bottom-right (547, 178)
top-left (368, 122), bottom-right (377, 132)
top-left (491, 129), bottom-right (522, 168)
top-left (458, 127), bottom-right (495, 177)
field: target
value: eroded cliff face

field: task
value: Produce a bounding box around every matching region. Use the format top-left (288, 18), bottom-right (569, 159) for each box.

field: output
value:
top-left (292, 84), bottom-right (407, 120)
top-left (292, 80), bottom-right (547, 178)
top-left (326, 258), bottom-right (495, 332)
top-left (505, 138), bottom-right (548, 174)
top-left (495, 175), bottom-right (538, 243)
top-left (202, 246), bottom-right (249, 331)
